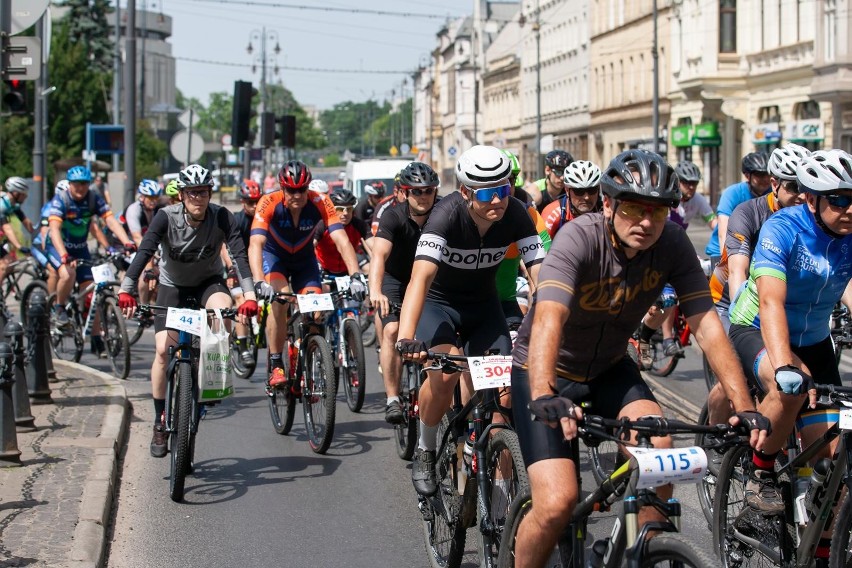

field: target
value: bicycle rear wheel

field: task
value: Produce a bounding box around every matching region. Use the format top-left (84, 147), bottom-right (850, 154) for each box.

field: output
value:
top-left (101, 297), bottom-right (130, 380)
top-left (694, 402), bottom-right (716, 529)
top-left (169, 360), bottom-right (193, 502)
top-left (395, 362), bottom-right (419, 461)
top-left (422, 414), bottom-right (466, 568)
top-left (642, 534), bottom-right (717, 567)
top-left (302, 335), bottom-right (337, 454)
top-left (268, 384), bottom-right (296, 435)
top-left (588, 434), bottom-right (627, 485)
top-left (702, 352), bottom-right (717, 391)
top-left (647, 334), bottom-right (679, 377)
top-left (341, 318), bottom-right (366, 412)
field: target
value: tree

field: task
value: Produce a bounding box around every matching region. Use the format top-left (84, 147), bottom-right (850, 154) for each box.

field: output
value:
top-left (135, 119), bottom-right (167, 181)
top-left (57, 0), bottom-right (114, 73)
top-left (265, 83), bottom-right (325, 150)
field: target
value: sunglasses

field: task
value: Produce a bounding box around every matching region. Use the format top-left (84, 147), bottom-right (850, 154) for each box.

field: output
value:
top-left (570, 186), bottom-right (600, 197)
top-left (825, 194), bottom-right (852, 209)
top-left (470, 183), bottom-right (511, 202)
top-left (779, 181), bottom-right (800, 193)
top-left (284, 187), bottom-right (307, 195)
top-left (550, 168), bottom-right (565, 176)
top-left (183, 189), bottom-right (211, 200)
top-left (617, 201), bottom-right (670, 221)
top-left (406, 186), bottom-right (437, 197)
top-left (335, 206), bottom-right (354, 213)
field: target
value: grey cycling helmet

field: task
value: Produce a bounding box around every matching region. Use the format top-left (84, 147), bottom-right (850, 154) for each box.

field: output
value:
top-left (177, 164), bottom-right (213, 188)
top-left (399, 162), bottom-right (439, 189)
top-left (601, 149), bottom-right (681, 207)
top-left (674, 161), bottom-right (701, 183)
top-left (456, 145), bottom-right (512, 188)
top-left (796, 150), bottom-right (852, 194)
top-left (742, 152), bottom-right (770, 175)
top-left (4, 176), bottom-right (28, 194)
top-left (768, 143), bottom-right (812, 181)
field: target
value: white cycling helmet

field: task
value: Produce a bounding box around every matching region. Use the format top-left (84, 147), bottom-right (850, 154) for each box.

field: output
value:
top-left (563, 160), bottom-right (602, 189)
top-left (137, 179), bottom-right (163, 197)
top-left (456, 145), bottom-right (512, 188)
top-left (4, 176), bottom-right (28, 194)
top-left (309, 179), bottom-right (329, 194)
top-left (769, 143), bottom-right (812, 181)
top-left (177, 164), bottom-right (213, 188)
top-left (55, 179), bottom-right (70, 193)
top-left (796, 149), bottom-right (852, 194)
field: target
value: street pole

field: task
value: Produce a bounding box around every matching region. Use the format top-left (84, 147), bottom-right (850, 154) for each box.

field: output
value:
top-left (0, 1), bottom-right (9, 168)
top-left (32, 14), bottom-right (46, 209)
top-left (112, 0), bottom-right (121, 172)
top-left (652, 0), bottom-right (660, 154)
top-left (260, 27), bottom-right (267, 177)
top-left (140, 0), bottom-right (146, 119)
top-left (125, 0), bottom-right (136, 205)
top-left (534, 0), bottom-right (542, 179)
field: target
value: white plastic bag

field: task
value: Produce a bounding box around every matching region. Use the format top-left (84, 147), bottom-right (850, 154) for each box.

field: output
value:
top-left (198, 309), bottom-right (233, 402)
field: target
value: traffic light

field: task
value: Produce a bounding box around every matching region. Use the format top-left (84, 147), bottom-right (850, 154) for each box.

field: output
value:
top-left (278, 115), bottom-right (297, 148)
top-left (3, 80), bottom-right (26, 114)
top-left (260, 112), bottom-right (275, 148)
top-left (231, 80), bottom-right (257, 148)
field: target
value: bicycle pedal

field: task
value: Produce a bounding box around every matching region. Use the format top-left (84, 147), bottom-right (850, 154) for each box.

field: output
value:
top-left (418, 498), bottom-right (434, 522)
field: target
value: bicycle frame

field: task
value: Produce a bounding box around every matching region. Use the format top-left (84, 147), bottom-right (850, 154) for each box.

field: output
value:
top-left (77, 280), bottom-right (118, 338)
top-left (164, 328), bottom-right (200, 435)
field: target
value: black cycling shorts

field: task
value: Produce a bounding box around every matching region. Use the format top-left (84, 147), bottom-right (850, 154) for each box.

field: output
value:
top-left (380, 272), bottom-right (407, 326)
top-left (416, 297), bottom-right (511, 356)
top-left (154, 276), bottom-right (230, 333)
top-left (729, 323), bottom-right (841, 394)
top-left (511, 358), bottom-right (657, 467)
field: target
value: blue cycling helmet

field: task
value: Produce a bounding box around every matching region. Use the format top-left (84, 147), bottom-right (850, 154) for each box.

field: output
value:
top-left (138, 179), bottom-right (163, 197)
top-left (67, 166), bottom-right (92, 183)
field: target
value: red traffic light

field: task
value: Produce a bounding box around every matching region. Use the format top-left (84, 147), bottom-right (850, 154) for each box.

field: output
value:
top-left (3, 80), bottom-right (26, 114)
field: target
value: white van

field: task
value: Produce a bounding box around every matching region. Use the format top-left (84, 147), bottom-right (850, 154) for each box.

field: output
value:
top-left (345, 159), bottom-right (411, 200)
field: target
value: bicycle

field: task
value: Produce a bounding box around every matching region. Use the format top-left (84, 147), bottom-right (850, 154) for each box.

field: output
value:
top-left (1, 255), bottom-right (41, 303)
top-left (713, 383), bottom-right (852, 568)
top-left (497, 412), bottom-right (736, 568)
top-left (19, 258), bottom-right (50, 328)
top-left (416, 351), bottom-right (527, 568)
top-left (136, 303), bottom-right (237, 502)
top-left (320, 275), bottom-right (366, 413)
top-left (266, 291), bottom-right (338, 454)
top-left (830, 302), bottom-right (852, 366)
top-left (630, 301), bottom-right (692, 378)
top-left (49, 254), bottom-right (131, 379)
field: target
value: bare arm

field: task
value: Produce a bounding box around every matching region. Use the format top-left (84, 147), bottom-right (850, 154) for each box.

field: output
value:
top-left (49, 219), bottom-right (68, 258)
top-left (1, 222), bottom-right (21, 249)
top-left (727, 254), bottom-right (750, 301)
top-left (368, 237), bottom-right (392, 317)
top-left (248, 234), bottom-right (267, 284)
top-left (527, 300), bottom-right (569, 400)
top-left (398, 259), bottom-right (439, 341)
top-left (717, 214), bottom-right (730, 253)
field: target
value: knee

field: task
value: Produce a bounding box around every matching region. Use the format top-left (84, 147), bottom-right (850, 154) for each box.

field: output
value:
top-left (383, 323), bottom-right (398, 344)
top-left (653, 435), bottom-right (673, 450)
top-left (532, 485), bottom-right (577, 533)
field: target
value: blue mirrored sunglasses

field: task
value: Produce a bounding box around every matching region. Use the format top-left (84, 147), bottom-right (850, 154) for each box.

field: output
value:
top-left (825, 194), bottom-right (852, 209)
top-left (471, 183), bottom-right (511, 202)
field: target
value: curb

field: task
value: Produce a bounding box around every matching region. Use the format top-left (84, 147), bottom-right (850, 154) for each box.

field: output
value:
top-left (53, 360), bottom-right (129, 568)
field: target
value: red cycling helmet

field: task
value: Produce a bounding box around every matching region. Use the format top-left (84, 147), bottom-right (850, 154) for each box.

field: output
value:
top-left (239, 179), bottom-right (262, 200)
top-left (278, 160), bottom-right (312, 190)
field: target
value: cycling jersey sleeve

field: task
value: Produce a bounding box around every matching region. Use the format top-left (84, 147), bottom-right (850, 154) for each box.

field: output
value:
top-left (515, 202), bottom-right (547, 267)
top-left (716, 183), bottom-right (748, 217)
top-left (121, 209), bottom-right (168, 293)
top-left (527, 203), bottom-right (552, 253)
top-left (535, 222), bottom-right (592, 309)
top-left (46, 195), bottom-right (66, 224)
top-left (250, 192), bottom-right (279, 238)
top-left (725, 201), bottom-right (761, 259)
top-left (218, 207), bottom-right (254, 293)
top-left (693, 193), bottom-right (716, 223)
top-left (313, 192), bottom-right (343, 234)
top-left (125, 202), bottom-right (144, 235)
top-left (94, 192), bottom-right (113, 218)
top-left (541, 199), bottom-right (564, 240)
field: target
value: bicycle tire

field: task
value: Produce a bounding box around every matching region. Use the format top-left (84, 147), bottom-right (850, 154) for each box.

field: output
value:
top-left (341, 318), bottom-right (366, 412)
top-left (478, 429), bottom-right (530, 567)
top-left (702, 352), bottom-right (717, 391)
top-left (588, 436), bottom-right (626, 486)
top-left (19, 279), bottom-right (48, 328)
top-left (48, 294), bottom-right (83, 363)
top-left (830, 492), bottom-right (852, 568)
top-left (101, 297), bottom-right (130, 380)
top-left (423, 414), bottom-right (466, 568)
top-left (230, 325), bottom-right (258, 380)
top-left (360, 310), bottom-right (377, 347)
top-left (169, 360), bottom-right (193, 502)
top-left (127, 314), bottom-right (149, 346)
top-left (395, 362), bottom-right (419, 461)
top-left (268, 383), bottom-right (297, 435)
top-left (647, 335), bottom-right (679, 378)
top-left (694, 402), bottom-right (716, 529)
top-left (302, 334), bottom-right (337, 454)
top-left (642, 533), bottom-right (717, 568)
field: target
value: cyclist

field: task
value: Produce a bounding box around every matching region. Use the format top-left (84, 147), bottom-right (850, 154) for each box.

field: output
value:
top-left (727, 150), bottom-right (852, 526)
top-left (528, 149), bottom-right (574, 212)
top-left (369, 162), bottom-right (440, 424)
top-left (509, 149), bottom-right (769, 568)
top-left (32, 180), bottom-right (72, 296)
top-left (308, 179), bottom-right (329, 194)
top-left (248, 161), bottom-right (367, 387)
top-left (119, 179), bottom-right (165, 307)
top-left (370, 175), bottom-right (406, 237)
top-left (116, 164), bottom-right (258, 458)
top-left (668, 160), bottom-right (716, 230)
top-left (503, 150), bottom-right (531, 204)
top-left (164, 179), bottom-right (181, 205)
top-left (354, 181), bottom-right (386, 223)
top-left (395, 145), bottom-right (546, 496)
top-left (227, 179), bottom-right (262, 367)
top-left (315, 189), bottom-right (371, 277)
top-left (0, 177), bottom-right (34, 276)
top-left (705, 152), bottom-right (771, 258)
top-left (46, 166), bottom-right (136, 334)
top-left (540, 160), bottom-right (602, 239)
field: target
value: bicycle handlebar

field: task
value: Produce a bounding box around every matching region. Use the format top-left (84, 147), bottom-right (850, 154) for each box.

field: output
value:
top-left (136, 304), bottom-right (238, 319)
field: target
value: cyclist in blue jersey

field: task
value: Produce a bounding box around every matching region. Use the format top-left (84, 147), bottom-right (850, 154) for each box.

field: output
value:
top-left (46, 166), bottom-right (135, 328)
top-left (727, 150), bottom-right (852, 529)
top-left (705, 152), bottom-right (771, 257)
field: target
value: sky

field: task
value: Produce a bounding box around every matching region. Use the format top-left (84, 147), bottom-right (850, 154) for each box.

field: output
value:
top-left (144, 0), bottom-right (469, 110)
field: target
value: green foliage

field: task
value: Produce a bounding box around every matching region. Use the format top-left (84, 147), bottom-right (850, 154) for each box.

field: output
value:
top-left (135, 119), bottom-right (167, 182)
top-left (322, 154), bottom-right (342, 168)
top-left (0, 115), bottom-right (34, 180)
top-left (195, 91), bottom-right (233, 141)
top-left (265, 83), bottom-right (325, 149)
top-left (319, 98), bottom-right (411, 157)
top-left (57, 0), bottom-right (114, 73)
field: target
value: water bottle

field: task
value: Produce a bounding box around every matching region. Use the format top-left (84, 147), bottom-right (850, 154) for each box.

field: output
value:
top-left (793, 467), bottom-right (811, 526)
top-left (804, 458), bottom-right (832, 523)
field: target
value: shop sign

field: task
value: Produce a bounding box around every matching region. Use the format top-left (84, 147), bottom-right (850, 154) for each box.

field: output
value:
top-left (670, 125), bottom-right (692, 148)
top-left (784, 119), bottom-right (823, 142)
top-left (691, 122), bottom-right (721, 147)
top-left (752, 122), bottom-right (782, 145)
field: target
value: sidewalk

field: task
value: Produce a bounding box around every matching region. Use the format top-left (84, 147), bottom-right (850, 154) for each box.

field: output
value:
top-left (0, 360), bottom-right (129, 568)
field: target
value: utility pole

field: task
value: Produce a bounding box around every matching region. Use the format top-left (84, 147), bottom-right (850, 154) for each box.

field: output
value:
top-left (125, 0), bottom-right (136, 205)
top-left (652, 0), bottom-right (660, 154)
top-left (248, 28), bottom-right (279, 176)
top-left (32, 14), bottom-right (47, 208)
top-left (112, 1), bottom-right (121, 172)
top-left (140, 0), bottom-right (146, 119)
top-left (534, 0), bottom-right (542, 179)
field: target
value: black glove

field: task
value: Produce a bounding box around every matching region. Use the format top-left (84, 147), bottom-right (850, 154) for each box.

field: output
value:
top-left (17, 246), bottom-right (29, 254)
top-left (349, 273), bottom-right (368, 302)
top-left (775, 365), bottom-right (814, 396)
top-left (254, 281), bottom-right (275, 302)
top-left (528, 395), bottom-right (578, 423)
top-left (395, 339), bottom-right (426, 356)
top-left (734, 410), bottom-right (772, 436)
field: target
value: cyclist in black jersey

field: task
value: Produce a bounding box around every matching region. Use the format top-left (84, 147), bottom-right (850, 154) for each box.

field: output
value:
top-left (123, 179), bottom-right (165, 307)
top-left (396, 146), bottom-right (546, 497)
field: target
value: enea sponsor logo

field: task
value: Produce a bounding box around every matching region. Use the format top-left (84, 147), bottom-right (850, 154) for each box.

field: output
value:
top-left (760, 237), bottom-right (782, 255)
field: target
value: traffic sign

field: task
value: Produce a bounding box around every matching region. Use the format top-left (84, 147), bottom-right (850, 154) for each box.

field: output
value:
top-left (170, 131), bottom-right (205, 164)
top-left (448, 146), bottom-right (457, 157)
top-left (3, 37), bottom-right (41, 80)
top-left (11, 0), bottom-right (49, 36)
top-left (178, 109), bottom-right (199, 129)
top-left (389, 145), bottom-right (399, 157)
top-left (400, 143), bottom-right (411, 155)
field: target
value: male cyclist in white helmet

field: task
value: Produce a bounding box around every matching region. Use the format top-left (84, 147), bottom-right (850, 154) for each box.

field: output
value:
top-left (540, 160), bottom-right (603, 239)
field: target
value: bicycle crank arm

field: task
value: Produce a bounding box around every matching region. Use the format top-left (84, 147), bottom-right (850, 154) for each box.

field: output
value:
top-left (729, 527), bottom-right (780, 564)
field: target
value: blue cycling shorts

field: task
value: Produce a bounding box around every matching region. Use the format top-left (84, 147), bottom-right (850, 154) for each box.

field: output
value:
top-left (44, 243), bottom-right (93, 284)
top-left (261, 251), bottom-right (321, 294)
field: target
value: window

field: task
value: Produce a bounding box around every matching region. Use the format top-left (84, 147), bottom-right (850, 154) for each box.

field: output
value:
top-left (795, 100), bottom-right (821, 120)
top-left (720, 0), bottom-right (736, 53)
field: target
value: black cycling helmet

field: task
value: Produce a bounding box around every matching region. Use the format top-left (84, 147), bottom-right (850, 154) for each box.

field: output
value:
top-left (278, 160), bottom-right (312, 190)
top-left (741, 152), bottom-right (770, 175)
top-left (674, 160), bottom-right (701, 183)
top-left (545, 150), bottom-right (574, 170)
top-left (398, 162), bottom-right (439, 189)
top-left (330, 189), bottom-right (357, 207)
top-left (601, 149), bottom-right (681, 207)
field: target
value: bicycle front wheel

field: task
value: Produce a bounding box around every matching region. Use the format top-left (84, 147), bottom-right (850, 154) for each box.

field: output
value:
top-left (395, 363), bottom-right (419, 461)
top-left (101, 297), bottom-right (130, 380)
top-left (341, 318), bottom-right (366, 412)
top-left (302, 335), bottom-right (337, 454)
top-left (830, 494), bottom-right (852, 568)
top-left (694, 402), bottom-right (716, 529)
top-left (642, 534), bottom-right (717, 567)
top-left (48, 298), bottom-right (83, 363)
top-left (169, 360), bottom-right (193, 502)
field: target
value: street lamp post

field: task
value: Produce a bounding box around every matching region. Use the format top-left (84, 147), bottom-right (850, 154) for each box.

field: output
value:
top-left (520, 1), bottom-right (543, 179)
top-left (247, 28), bottom-right (281, 175)
top-left (652, 0), bottom-right (659, 153)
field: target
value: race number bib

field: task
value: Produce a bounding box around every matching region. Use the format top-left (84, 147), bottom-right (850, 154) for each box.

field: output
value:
top-left (165, 308), bottom-right (205, 336)
top-left (334, 276), bottom-right (351, 291)
top-left (296, 293), bottom-right (335, 313)
top-left (468, 356), bottom-right (512, 390)
top-left (627, 446), bottom-right (707, 489)
top-left (839, 408), bottom-right (852, 431)
top-left (91, 263), bottom-right (115, 284)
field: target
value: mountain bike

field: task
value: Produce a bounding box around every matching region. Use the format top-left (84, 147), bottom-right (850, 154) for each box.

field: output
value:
top-left (2, 255), bottom-right (41, 303)
top-left (830, 303), bottom-right (852, 366)
top-left (266, 291), bottom-right (338, 454)
top-left (137, 304), bottom-right (237, 502)
top-left (639, 302), bottom-right (692, 377)
top-left (320, 275), bottom-right (366, 413)
top-left (49, 254), bottom-right (131, 379)
top-left (416, 351), bottom-right (527, 568)
top-left (497, 411), bottom-right (737, 568)
top-left (713, 383), bottom-right (852, 567)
